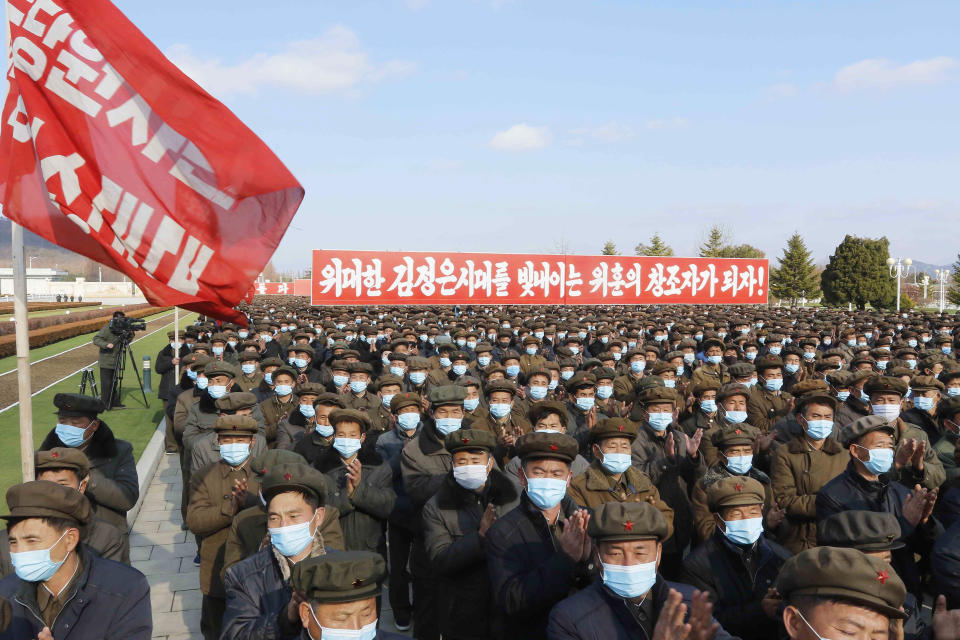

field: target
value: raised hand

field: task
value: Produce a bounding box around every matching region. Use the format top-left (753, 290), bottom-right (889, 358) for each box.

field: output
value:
top-left (651, 588), bottom-right (691, 640)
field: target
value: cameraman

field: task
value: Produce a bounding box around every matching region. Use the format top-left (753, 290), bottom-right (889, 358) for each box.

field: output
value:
top-left (92, 311), bottom-right (128, 408)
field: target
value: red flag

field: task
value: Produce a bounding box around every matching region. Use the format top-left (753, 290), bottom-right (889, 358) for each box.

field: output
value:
top-left (0, 0), bottom-right (303, 323)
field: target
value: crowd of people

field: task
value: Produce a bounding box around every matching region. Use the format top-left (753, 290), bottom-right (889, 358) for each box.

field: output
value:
top-left (1, 301), bottom-right (960, 639)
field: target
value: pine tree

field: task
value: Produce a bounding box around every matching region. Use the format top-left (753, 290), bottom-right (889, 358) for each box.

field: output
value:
top-left (635, 233), bottom-right (674, 257)
top-left (948, 253), bottom-right (960, 306)
top-left (717, 244), bottom-right (766, 259)
top-left (601, 240), bottom-right (620, 255)
top-left (698, 225), bottom-right (727, 257)
top-left (821, 235), bottom-right (896, 310)
top-left (769, 232), bottom-right (821, 304)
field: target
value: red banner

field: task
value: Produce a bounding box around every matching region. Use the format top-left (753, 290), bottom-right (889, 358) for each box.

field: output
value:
top-left (311, 250), bottom-right (768, 305)
top-left (0, 0), bottom-right (304, 324)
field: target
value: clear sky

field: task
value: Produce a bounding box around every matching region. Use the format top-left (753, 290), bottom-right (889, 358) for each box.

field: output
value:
top-left (115, 0), bottom-right (960, 272)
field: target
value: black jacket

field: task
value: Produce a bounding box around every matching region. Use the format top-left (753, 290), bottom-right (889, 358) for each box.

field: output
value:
top-left (546, 576), bottom-right (737, 640)
top-left (484, 495), bottom-right (592, 640)
top-left (221, 546), bottom-right (302, 640)
top-left (679, 531), bottom-right (790, 640)
top-left (0, 544), bottom-right (150, 639)
top-left (155, 343), bottom-right (190, 401)
top-left (901, 406), bottom-right (941, 445)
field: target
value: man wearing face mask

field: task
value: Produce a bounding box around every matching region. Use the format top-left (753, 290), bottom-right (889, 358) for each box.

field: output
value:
top-left (860, 376), bottom-right (945, 490)
top-left (0, 449), bottom-right (125, 576)
top-left (699, 382), bottom-right (753, 468)
top-left (469, 379), bottom-right (532, 466)
top-left (747, 356), bottom-right (793, 448)
top-left (565, 372), bottom-right (607, 456)
top-left (157, 329), bottom-right (192, 453)
top-left (629, 386), bottom-right (703, 579)
top-left (401, 385), bottom-right (467, 640)
top-left (769, 383), bottom-right (851, 554)
top-left (290, 552), bottom-right (406, 640)
top-left (681, 476), bottom-right (790, 640)
top-left (276, 384), bottom-right (329, 451)
top-left (691, 338), bottom-right (730, 388)
top-left (221, 462), bottom-right (335, 639)
top-left (835, 369), bottom-right (874, 428)
top-left (188, 392), bottom-right (268, 477)
top-left (187, 415), bottom-right (262, 640)
top-left (614, 349), bottom-right (648, 403)
top-left (567, 416), bottom-right (675, 523)
top-left (690, 424), bottom-right (783, 544)
top-left (817, 415), bottom-right (941, 599)
top-left (343, 362), bottom-right (380, 415)
top-left (520, 335), bottom-right (548, 374)
top-left (485, 432), bottom-right (592, 640)
top-left (421, 430), bottom-right (520, 640)
top-left (234, 351), bottom-right (264, 393)
top-left (512, 367), bottom-right (554, 419)
top-left (0, 482), bottom-right (151, 639)
top-left (933, 396), bottom-right (960, 482)
top-left (681, 380), bottom-right (722, 437)
top-left (40, 394), bottom-right (138, 564)
top-left (901, 375), bottom-right (946, 444)
top-left (547, 501), bottom-right (734, 640)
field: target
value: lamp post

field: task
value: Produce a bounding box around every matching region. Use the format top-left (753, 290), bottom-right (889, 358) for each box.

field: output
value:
top-left (28, 256), bottom-right (36, 269)
top-left (886, 257), bottom-right (913, 312)
top-left (934, 269), bottom-right (950, 313)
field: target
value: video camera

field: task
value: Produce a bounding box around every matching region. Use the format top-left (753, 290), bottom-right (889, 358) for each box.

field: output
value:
top-left (109, 315), bottom-right (146, 335)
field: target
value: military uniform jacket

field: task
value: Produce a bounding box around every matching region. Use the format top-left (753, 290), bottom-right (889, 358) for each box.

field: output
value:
top-left (769, 435), bottom-right (850, 554)
top-left (690, 363), bottom-right (730, 388)
top-left (40, 424), bottom-right (138, 539)
top-left (629, 422), bottom-right (704, 555)
top-left (547, 577), bottom-right (736, 640)
top-left (314, 448), bottom-right (396, 554)
top-left (679, 531), bottom-right (791, 640)
top-left (183, 394), bottom-right (266, 454)
top-left (613, 372), bottom-right (644, 403)
top-left (92, 324), bottom-right (123, 369)
top-left (690, 462), bottom-right (776, 545)
top-left (341, 391), bottom-right (382, 416)
top-left (0, 545), bottom-right (151, 640)
top-left (186, 460), bottom-right (261, 596)
top-left (465, 412), bottom-right (532, 467)
top-left (835, 395), bottom-right (870, 428)
top-left (260, 394), bottom-right (298, 446)
top-left (519, 353), bottom-right (547, 373)
top-left (566, 460), bottom-right (675, 539)
top-left (190, 432), bottom-right (268, 476)
top-left (890, 416), bottom-right (946, 490)
top-left (484, 494), bottom-right (592, 640)
top-left (679, 407), bottom-right (720, 437)
top-left (746, 387), bottom-right (792, 434)
top-left (400, 421), bottom-right (453, 514)
top-left (234, 371), bottom-right (264, 394)
top-left (422, 470), bottom-right (520, 640)
top-left (173, 387), bottom-right (201, 437)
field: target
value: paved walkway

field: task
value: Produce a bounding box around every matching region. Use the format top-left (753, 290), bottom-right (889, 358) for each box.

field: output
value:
top-left (131, 454), bottom-right (201, 640)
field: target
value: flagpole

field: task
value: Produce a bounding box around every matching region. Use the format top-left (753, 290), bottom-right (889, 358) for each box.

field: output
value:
top-left (174, 307), bottom-right (179, 381)
top-left (11, 221), bottom-right (34, 482)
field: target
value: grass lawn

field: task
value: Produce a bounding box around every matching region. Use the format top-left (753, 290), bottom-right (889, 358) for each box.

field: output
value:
top-left (0, 309), bottom-right (177, 375)
top-left (0, 311), bottom-right (199, 512)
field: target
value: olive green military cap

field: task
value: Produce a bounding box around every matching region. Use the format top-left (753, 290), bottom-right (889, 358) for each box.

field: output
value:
top-left (706, 476), bottom-right (765, 511)
top-left (727, 363), bottom-right (756, 379)
top-left (587, 501), bottom-right (669, 542)
top-left (261, 462), bottom-right (327, 504)
top-left (716, 383), bottom-right (752, 403)
top-left (251, 450), bottom-right (307, 478)
top-left (291, 343), bottom-right (315, 357)
top-left (710, 423), bottom-right (758, 449)
top-left (313, 392), bottom-right (345, 408)
top-left (776, 546), bottom-right (907, 619)
top-left (428, 385), bottom-right (467, 408)
top-left (390, 392), bottom-right (421, 413)
top-left (910, 375), bottom-right (945, 392)
top-left (691, 379), bottom-right (721, 396)
top-left (213, 414), bottom-right (259, 434)
top-left (35, 448), bottom-right (90, 478)
top-left (565, 371), bottom-right (597, 393)
top-left (792, 379), bottom-right (837, 411)
top-left (528, 401), bottom-right (567, 426)
top-left (215, 391), bottom-right (259, 412)
top-left (1, 480), bottom-right (90, 525)
top-left (295, 383), bottom-right (326, 397)
top-left (376, 375), bottom-right (404, 391)
top-left (863, 376), bottom-right (907, 397)
top-left (444, 429), bottom-right (497, 455)
top-left (53, 393), bottom-right (104, 418)
top-left (637, 386), bottom-right (677, 405)
top-left (817, 511), bottom-right (904, 552)
top-left (238, 351), bottom-right (261, 362)
top-left (204, 361), bottom-right (237, 378)
top-left (839, 415), bottom-right (895, 447)
top-left (328, 409), bottom-right (372, 432)
top-left (181, 352), bottom-right (210, 369)
top-left (591, 418), bottom-right (638, 443)
top-left (271, 366), bottom-right (299, 382)
top-left (260, 357), bottom-right (285, 369)
top-left (485, 379), bottom-right (518, 397)
top-left (516, 432), bottom-right (578, 463)
top-left (293, 551), bottom-right (386, 603)
top-left (754, 355), bottom-right (783, 372)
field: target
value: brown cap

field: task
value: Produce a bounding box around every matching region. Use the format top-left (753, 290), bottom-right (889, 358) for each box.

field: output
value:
top-left (706, 476), bottom-right (765, 511)
top-left (390, 392), bottom-right (422, 413)
top-left (292, 551), bottom-right (385, 604)
top-left (444, 429), bottom-right (497, 454)
top-left (910, 375), bottom-right (945, 393)
top-left (329, 409), bottom-right (372, 432)
top-left (516, 432), bottom-right (578, 463)
top-left (710, 423), bottom-right (759, 449)
top-left (528, 401), bottom-right (567, 426)
top-left (587, 501), bottom-right (669, 542)
top-left (251, 450), bottom-right (307, 478)
top-left (36, 448), bottom-right (90, 478)
top-left (863, 376), bottom-right (907, 397)
top-left (428, 385), bottom-right (467, 407)
top-left (717, 383), bottom-right (751, 403)
top-left (261, 462), bottom-right (327, 504)
top-left (215, 392), bottom-right (259, 412)
top-left (213, 414), bottom-right (259, 435)
top-left (776, 547), bottom-right (907, 619)
top-left (817, 511), bottom-right (904, 552)
top-left (204, 361), bottom-right (237, 378)
top-left (485, 379), bottom-right (519, 397)
top-left (295, 383), bottom-right (326, 397)
top-left (637, 386), bottom-right (677, 405)
top-left (839, 415), bottom-right (895, 447)
top-left (1, 481), bottom-right (91, 525)
top-left (591, 418), bottom-right (638, 443)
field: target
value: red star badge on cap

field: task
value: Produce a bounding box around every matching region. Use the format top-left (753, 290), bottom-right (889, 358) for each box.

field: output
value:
top-left (735, 483), bottom-right (743, 492)
top-left (232, 425), bottom-right (238, 430)
top-left (623, 520), bottom-right (634, 531)
top-left (735, 428), bottom-right (742, 435)
top-left (51, 452), bottom-right (59, 458)
top-left (550, 444), bottom-right (558, 451)
top-left (352, 578), bottom-right (364, 587)
top-left (261, 468), bottom-right (268, 475)
top-left (462, 437), bottom-right (469, 444)
top-left (877, 570), bottom-right (889, 585)
top-left (284, 473), bottom-right (292, 481)
top-left (617, 424), bottom-right (624, 432)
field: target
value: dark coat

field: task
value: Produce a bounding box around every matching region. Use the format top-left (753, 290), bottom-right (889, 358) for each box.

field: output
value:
top-left (546, 577), bottom-right (737, 640)
top-left (901, 406), bottom-right (941, 446)
top-left (39, 423), bottom-right (138, 539)
top-left (400, 420), bottom-right (453, 515)
top-left (221, 547), bottom-right (303, 640)
top-left (0, 545), bottom-right (150, 640)
top-left (679, 531), bottom-right (790, 640)
top-left (484, 495), bottom-right (592, 640)
top-left (92, 324), bottom-right (123, 370)
top-left (155, 343), bottom-right (190, 401)
top-left (422, 470), bottom-right (520, 640)
top-left (375, 425), bottom-right (421, 532)
top-left (0, 519), bottom-right (125, 578)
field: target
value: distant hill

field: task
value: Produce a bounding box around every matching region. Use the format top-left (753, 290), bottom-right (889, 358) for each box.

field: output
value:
top-left (910, 260), bottom-right (953, 278)
top-left (0, 217), bottom-right (125, 279)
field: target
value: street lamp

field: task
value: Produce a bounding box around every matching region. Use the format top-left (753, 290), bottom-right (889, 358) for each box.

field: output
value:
top-left (886, 257), bottom-right (913, 312)
top-left (28, 256), bottom-right (36, 269)
top-left (934, 269), bottom-right (950, 313)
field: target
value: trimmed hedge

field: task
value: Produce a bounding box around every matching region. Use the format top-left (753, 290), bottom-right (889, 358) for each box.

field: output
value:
top-left (0, 301), bottom-right (101, 314)
top-left (0, 303), bottom-right (159, 336)
top-left (0, 307), bottom-right (172, 359)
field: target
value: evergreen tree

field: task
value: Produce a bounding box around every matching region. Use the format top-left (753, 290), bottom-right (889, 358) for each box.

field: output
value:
top-left (949, 254), bottom-right (960, 306)
top-left (601, 240), bottom-right (620, 255)
top-left (716, 244), bottom-right (766, 259)
top-left (821, 235), bottom-right (895, 310)
top-left (698, 225), bottom-right (727, 257)
top-left (769, 232), bottom-right (821, 304)
top-left (635, 233), bottom-right (674, 257)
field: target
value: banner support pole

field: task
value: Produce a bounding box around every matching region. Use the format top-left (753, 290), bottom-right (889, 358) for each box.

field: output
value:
top-left (174, 307), bottom-right (179, 382)
top-left (11, 221), bottom-right (34, 482)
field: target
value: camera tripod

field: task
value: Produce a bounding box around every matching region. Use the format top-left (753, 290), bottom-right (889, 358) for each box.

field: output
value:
top-left (106, 333), bottom-right (149, 410)
top-left (79, 368), bottom-right (98, 397)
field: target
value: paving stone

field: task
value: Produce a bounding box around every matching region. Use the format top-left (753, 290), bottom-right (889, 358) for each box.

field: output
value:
top-left (130, 530), bottom-right (187, 546)
top-left (145, 571), bottom-right (200, 591)
top-left (171, 589), bottom-right (203, 612)
top-left (130, 546), bottom-right (152, 561)
top-left (152, 609), bottom-right (201, 635)
top-left (138, 510), bottom-right (183, 523)
top-left (150, 542), bottom-right (197, 560)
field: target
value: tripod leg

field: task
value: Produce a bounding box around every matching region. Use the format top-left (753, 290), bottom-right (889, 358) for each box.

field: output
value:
top-left (128, 346), bottom-right (149, 408)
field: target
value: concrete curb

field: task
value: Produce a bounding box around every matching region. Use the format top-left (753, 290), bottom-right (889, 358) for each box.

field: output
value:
top-left (127, 417), bottom-right (167, 530)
